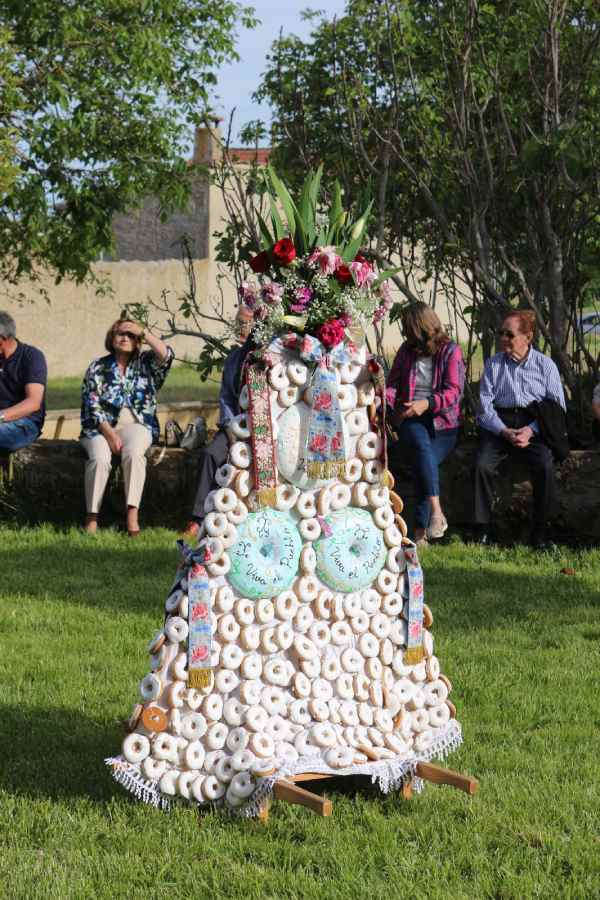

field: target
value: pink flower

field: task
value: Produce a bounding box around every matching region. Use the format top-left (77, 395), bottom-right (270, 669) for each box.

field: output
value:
top-left (317, 318), bottom-right (346, 348)
top-left (386, 387), bottom-right (397, 407)
top-left (261, 280), bottom-right (284, 304)
top-left (331, 431), bottom-right (343, 452)
top-left (192, 603), bottom-right (208, 621)
top-left (313, 391), bottom-right (332, 412)
top-left (409, 622), bottom-right (421, 640)
top-left (191, 645), bottom-right (209, 662)
top-left (238, 281), bottom-right (258, 308)
top-left (349, 260), bottom-right (373, 288)
top-left (309, 433), bottom-right (328, 453)
top-left (308, 245), bottom-right (342, 276)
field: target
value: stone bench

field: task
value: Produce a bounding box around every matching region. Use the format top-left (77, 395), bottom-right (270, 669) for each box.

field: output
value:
top-left (2, 439), bottom-right (600, 543)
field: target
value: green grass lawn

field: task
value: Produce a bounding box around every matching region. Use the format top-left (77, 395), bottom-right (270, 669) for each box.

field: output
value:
top-left (46, 365), bottom-right (219, 410)
top-left (1, 528), bottom-right (599, 899)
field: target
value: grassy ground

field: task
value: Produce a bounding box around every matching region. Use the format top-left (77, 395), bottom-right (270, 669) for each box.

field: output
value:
top-left (46, 365), bottom-right (218, 410)
top-left (1, 527), bottom-right (599, 899)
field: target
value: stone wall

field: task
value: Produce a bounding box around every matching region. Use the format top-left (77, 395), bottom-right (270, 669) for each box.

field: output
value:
top-left (3, 440), bottom-right (600, 544)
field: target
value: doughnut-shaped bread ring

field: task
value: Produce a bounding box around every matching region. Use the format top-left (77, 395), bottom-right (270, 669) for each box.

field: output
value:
top-left (365, 657), bottom-right (383, 681)
top-left (202, 693), bottom-right (223, 721)
top-left (429, 704), bottom-right (450, 727)
top-left (165, 615), bottom-right (188, 643)
top-left (275, 622), bottom-right (294, 650)
top-left (234, 469), bottom-right (251, 498)
top-left (287, 361), bottom-right (309, 386)
top-left (275, 484), bottom-right (299, 511)
top-left (202, 774), bottom-right (226, 801)
top-left (424, 678), bottom-right (449, 706)
top-left (340, 361), bottom-right (362, 383)
top-left (308, 621), bottom-right (331, 648)
top-left (293, 671), bottom-right (312, 699)
top-left (295, 575), bottom-right (319, 603)
top-left (250, 733), bottom-right (275, 758)
top-left (390, 619), bottom-right (407, 645)
top-left (357, 383), bottom-right (376, 406)
top-left (275, 590), bottom-right (298, 621)
top-left (337, 384), bottom-right (357, 411)
top-left (368, 486), bottom-right (389, 508)
top-left (263, 658), bottom-right (291, 686)
top-left (336, 673), bottom-right (354, 700)
top-left (343, 593), bottom-right (362, 617)
top-left (377, 570), bottom-right (397, 594)
top-left (361, 588), bottom-right (381, 615)
top-left (214, 755), bottom-right (235, 784)
top-left (269, 362), bottom-right (289, 391)
top-left (215, 464), bottom-right (236, 487)
top-left (293, 635), bottom-right (317, 660)
top-left (240, 652), bottom-right (262, 681)
top-left (358, 632), bottom-right (379, 658)
top-left (357, 432), bottom-right (382, 461)
top-left (341, 648), bottom-right (364, 673)
top-left (170, 653), bottom-right (188, 683)
top-left (374, 506), bottom-right (395, 530)
top-left (229, 771), bottom-right (255, 800)
top-left (239, 679), bottom-right (261, 706)
top-left (226, 501), bottom-right (248, 526)
top-left (370, 613), bottom-right (391, 640)
top-left (296, 492), bottom-right (317, 518)
top-left (311, 723), bottom-right (337, 747)
top-left (213, 487), bottom-right (237, 513)
top-left (261, 685), bottom-right (287, 717)
top-left (382, 592), bottom-right (403, 616)
top-left (342, 457), bottom-right (363, 483)
top-left (352, 482), bottom-right (369, 507)
top-left (345, 408), bottom-right (369, 436)
top-left (300, 545), bottom-right (317, 574)
top-left (326, 746), bottom-right (355, 768)
top-left (142, 757), bottom-right (167, 782)
top-left (308, 698), bottom-right (329, 722)
top-left (301, 657), bottom-right (321, 678)
top-left (215, 585), bottom-right (234, 613)
top-left (204, 512), bottom-right (229, 537)
top-left (218, 613), bottom-right (240, 643)
top-left (299, 518), bottom-right (321, 541)
top-left (140, 674), bottom-right (161, 702)
top-left (350, 611), bottom-right (369, 635)
top-left (384, 525), bottom-right (403, 547)
top-left (231, 748), bottom-right (254, 771)
top-left (314, 589), bottom-right (333, 619)
top-left (206, 553), bottom-right (230, 578)
top-left (426, 656), bottom-right (441, 681)
top-left (184, 740), bottom-right (206, 770)
top-left (122, 732), bottom-right (151, 764)
top-left (234, 599), bottom-right (254, 626)
top-left (230, 441), bottom-right (251, 469)
top-left (279, 385), bottom-right (299, 407)
top-left (331, 621), bottom-right (353, 645)
top-left (294, 605), bottom-right (314, 634)
top-left (230, 414), bottom-right (251, 440)
top-left (330, 483), bottom-right (352, 510)
top-left (353, 673), bottom-right (369, 701)
top-left (239, 384), bottom-right (249, 411)
top-left (220, 643), bottom-right (244, 670)
top-left (363, 460), bottom-right (384, 483)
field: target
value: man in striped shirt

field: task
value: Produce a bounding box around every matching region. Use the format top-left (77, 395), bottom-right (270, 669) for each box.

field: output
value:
top-left (474, 310), bottom-right (566, 547)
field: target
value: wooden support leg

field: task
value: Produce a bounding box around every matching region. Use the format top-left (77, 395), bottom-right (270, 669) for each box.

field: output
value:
top-left (416, 762), bottom-right (479, 795)
top-left (401, 779), bottom-right (413, 801)
top-left (273, 779), bottom-right (332, 816)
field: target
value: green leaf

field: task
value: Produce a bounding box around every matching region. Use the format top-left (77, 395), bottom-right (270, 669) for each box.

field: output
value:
top-left (268, 197), bottom-right (285, 241)
top-left (255, 209), bottom-right (275, 250)
top-left (268, 166), bottom-right (308, 253)
top-left (372, 267), bottom-right (401, 288)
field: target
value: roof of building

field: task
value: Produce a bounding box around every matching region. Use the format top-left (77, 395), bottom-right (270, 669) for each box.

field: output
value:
top-left (224, 147), bottom-right (271, 165)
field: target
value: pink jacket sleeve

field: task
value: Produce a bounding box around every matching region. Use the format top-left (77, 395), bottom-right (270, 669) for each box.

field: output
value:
top-left (430, 344), bottom-right (465, 414)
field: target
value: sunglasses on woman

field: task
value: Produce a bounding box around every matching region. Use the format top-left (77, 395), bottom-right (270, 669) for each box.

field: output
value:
top-left (115, 330), bottom-right (139, 340)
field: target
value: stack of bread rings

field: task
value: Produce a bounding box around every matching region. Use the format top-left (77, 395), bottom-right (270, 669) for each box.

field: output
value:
top-left (110, 341), bottom-right (459, 815)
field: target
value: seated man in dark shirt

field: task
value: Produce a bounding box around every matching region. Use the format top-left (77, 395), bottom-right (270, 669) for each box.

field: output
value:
top-left (0, 311), bottom-right (47, 451)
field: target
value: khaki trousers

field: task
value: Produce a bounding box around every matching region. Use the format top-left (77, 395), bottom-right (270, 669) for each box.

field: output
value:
top-left (80, 409), bottom-right (152, 513)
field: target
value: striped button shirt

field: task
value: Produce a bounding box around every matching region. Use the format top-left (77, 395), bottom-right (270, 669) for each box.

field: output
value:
top-left (477, 348), bottom-right (566, 436)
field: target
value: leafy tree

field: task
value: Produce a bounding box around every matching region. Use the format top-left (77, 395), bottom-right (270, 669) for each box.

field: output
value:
top-left (0, 26), bottom-right (19, 195)
top-left (0, 0), bottom-right (256, 287)
top-left (258, 0), bottom-right (600, 419)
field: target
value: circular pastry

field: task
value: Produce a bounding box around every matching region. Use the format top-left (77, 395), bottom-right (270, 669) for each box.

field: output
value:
top-left (292, 671), bottom-right (312, 699)
top-left (376, 570), bottom-right (397, 595)
top-left (214, 669), bottom-right (239, 693)
top-left (230, 441), bottom-right (251, 469)
top-left (239, 679), bottom-right (262, 706)
top-left (314, 508), bottom-right (386, 593)
top-left (218, 613), bottom-right (240, 643)
top-left (279, 385), bottom-right (299, 408)
top-left (240, 653), bottom-right (262, 681)
top-left (337, 384), bottom-right (357, 411)
top-left (287, 361), bottom-right (309, 386)
top-left (363, 460), bottom-right (384, 483)
top-left (231, 414), bottom-right (251, 440)
top-left (264, 658), bottom-right (291, 687)
top-left (345, 408), bottom-right (369, 436)
top-left (357, 432), bottom-right (382, 461)
top-left (140, 674), bottom-right (161, 702)
top-left (249, 733), bottom-right (275, 758)
top-left (142, 757), bottom-right (167, 781)
top-left (229, 770), bottom-right (255, 800)
top-left (255, 597), bottom-right (275, 625)
top-left (215, 463), bottom-right (237, 487)
top-left (358, 632), bottom-right (379, 658)
top-left (326, 746), bottom-right (355, 769)
top-left (342, 457), bottom-right (363, 483)
top-left (361, 588), bottom-right (381, 615)
top-left (202, 774), bottom-right (226, 801)
top-left (181, 712), bottom-right (207, 741)
top-left (308, 622), bottom-right (331, 648)
top-left (275, 590), bottom-right (299, 621)
top-left (122, 732), bottom-right (150, 764)
top-left (373, 506), bottom-right (395, 530)
top-left (165, 616), bottom-right (188, 644)
top-left (234, 469), bottom-right (252, 498)
top-left (215, 585), bottom-right (234, 613)
top-left (185, 740), bottom-right (206, 770)
top-left (228, 509), bottom-right (302, 599)
top-left (141, 706), bottom-right (168, 733)
top-left (206, 553), bottom-right (230, 578)
top-left (240, 625), bottom-right (260, 652)
top-left (336, 673), bottom-right (355, 700)
top-left (299, 518), bottom-right (321, 541)
top-left (275, 483), bottom-right (299, 511)
top-left (294, 606), bottom-right (314, 634)
top-left (428, 704), bottom-right (450, 727)
top-left (269, 363), bottom-right (289, 391)
top-left (202, 694), bottom-right (223, 722)
top-left (330, 621), bottom-right (353, 645)
top-left (384, 525), bottom-right (403, 548)
top-left (352, 482), bottom-right (369, 507)
top-left (220, 644), bottom-right (244, 670)
top-left (300, 545), bottom-right (317, 574)
top-left (366, 657), bottom-right (383, 680)
top-left (341, 648), bottom-right (364, 673)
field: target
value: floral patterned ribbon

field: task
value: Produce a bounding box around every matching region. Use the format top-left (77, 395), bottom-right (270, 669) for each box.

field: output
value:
top-left (403, 544), bottom-right (425, 664)
top-left (284, 334), bottom-right (352, 479)
top-left (186, 545), bottom-right (213, 690)
top-left (246, 363), bottom-right (278, 508)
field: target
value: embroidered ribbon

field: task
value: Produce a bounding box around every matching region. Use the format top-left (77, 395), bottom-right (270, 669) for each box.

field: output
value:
top-left (284, 333), bottom-right (352, 479)
top-left (246, 362), bottom-right (278, 508)
top-left (402, 543), bottom-right (425, 664)
top-left (186, 540), bottom-right (215, 689)
top-left (368, 355), bottom-right (394, 488)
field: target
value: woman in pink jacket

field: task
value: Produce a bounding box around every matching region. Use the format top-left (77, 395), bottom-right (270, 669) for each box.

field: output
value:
top-left (387, 303), bottom-right (465, 545)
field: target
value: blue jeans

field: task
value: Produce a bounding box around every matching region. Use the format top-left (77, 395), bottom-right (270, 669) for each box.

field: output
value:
top-left (0, 417), bottom-right (40, 451)
top-left (395, 415), bottom-right (458, 528)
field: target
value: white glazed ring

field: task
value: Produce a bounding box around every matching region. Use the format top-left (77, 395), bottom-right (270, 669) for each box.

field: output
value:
top-left (295, 575), bottom-right (319, 603)
top-left (341, 648), bottom-right (364, 673)
top-left (299, 518), bottom-right (321, 541)
top-left (269, 363), bottom-right (289, 391)
top-left (205, 512), bottom-right (229, 537)
top-left (231, 414), bottom-right (251, 439)
top-left (331, 621), bottom-right (353, 645)
top-left (374, 506), bottom-right (395, 530)
top-left (234, 470), bottom-right (251, 498)
top-left (337, 384), bottom-right (357, 411)
top-left (215, 669), bottom-right (239, 693)
top-left (181, 712), bottom-right (208, 741)
top-left (279, 385), bottom-right (299, 407)
top-left (250, 733), bottom-right (275, 758)
top-left (377, 570), bottom-right (397, 595)
top-left (363, 460), bottom-right (384, 483)
top-left (207, 553), bottom-right (230, 577)
top-left (330, 483), bottom-right (352, 510)
top-left (345, 408), bottom-right (369, 436)
top-left (235, 598), bottom-right (255, 626)
top-left (230, 442), bottom-right (251, 469)
top-left (382, 592), bottom-right (403, 615)
top-left (142, 757), bottom-right (167, 781)
top-left (368, 486), bottom-right (389, 508)
top-left (275, 591), bottom-right (298, 621)
top-left (275, 484), bottom-right (299, 511)
top-left (343, 593), bottom-right (362, 617)
top-left (122, 732), bottom-right (150, 764)
top-left (202, 694), bottom-right (223, 721)
top-left (429, 704), bottom-right (450, 727)
top-left (202, 774), bottom-right (226, 801)
top-left (229, 771), bottom-right (255, 799)
top-left (227, 501), bottom-right (248, 526)
top-left (308, 622), bottom-right (331, 648)
top-left (352, 482), bottom-right (369, 507)
top-left (342, 458), bottom-right (363, 483)
top-left (357, 432), bottom-right (382, 461)
top-left (240, 652), bottom-right (262, 680)
top-left (140, 674), bottom-right (161, 702)
top-left (300, 545), bottom-right (317, 574)
top-left (384, 525), bottom-right (403, 547)
top-left (358, 632), bottom-right (379, 658)
top-left (215, 464), bottom-right (236, 487)
top-left (311, 723), bottom-right (337, 747)
top-left (215, 585), bottom-right (234, 613)
top-left (218, 613), bottom-right (240, 643)
top-left (221, 644), bottom-right (244, 670)
top-left (296, 492), bottom-right (317, 518)
top-left (213, 487), bottom-right (237, 513)
top-left (263, 658), bottom-right (291, 686)
top-left (185, 740), bottom-right (206, 770)
top-left (255, 597), bottom-right (274, 624)
top-left (165, 616), bottom-right (188, 643)
top-left (287, 362), bottom-right (308, 386)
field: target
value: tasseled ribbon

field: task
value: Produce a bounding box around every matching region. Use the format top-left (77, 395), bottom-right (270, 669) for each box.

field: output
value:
top-left (403, 543), bottom-right (425, 664)
top-left (187, 548), bottom-right (213, 689)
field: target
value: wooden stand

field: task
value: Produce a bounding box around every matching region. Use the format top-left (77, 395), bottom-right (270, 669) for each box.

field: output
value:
top-left (257, 763), bottom-right (478, 823)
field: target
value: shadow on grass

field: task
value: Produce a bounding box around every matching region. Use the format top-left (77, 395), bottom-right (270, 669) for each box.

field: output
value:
top-left (0, 541), bottom-right (177, 616)
top-left (0, 705), bottom-right (120, 801)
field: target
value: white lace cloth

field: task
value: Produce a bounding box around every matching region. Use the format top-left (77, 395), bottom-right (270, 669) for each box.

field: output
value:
top-left (106, 719), bottom-right (462, 818)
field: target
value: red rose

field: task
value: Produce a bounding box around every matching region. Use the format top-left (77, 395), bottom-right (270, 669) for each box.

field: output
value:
top-left (334, 264), bottom-right (352, 284)
top-left (272, 237), bottom-right (296, 266)
top-left (249, 250), bottom-right (270, 273)
top-left (317, 318), bottom-right (346, 348)
top-left (354, 253), bottom-right (371, 267)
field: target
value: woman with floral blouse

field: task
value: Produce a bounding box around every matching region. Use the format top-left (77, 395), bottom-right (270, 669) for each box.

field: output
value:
top-left (80, 319), bottom-right (173, 535)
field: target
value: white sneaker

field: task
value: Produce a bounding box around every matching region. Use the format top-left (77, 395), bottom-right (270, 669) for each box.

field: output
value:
top-left (427, 514), bottom-right (448, 540)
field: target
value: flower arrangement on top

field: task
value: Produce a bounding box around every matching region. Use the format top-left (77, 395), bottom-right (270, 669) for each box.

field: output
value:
top-left (239, 166), bottom-right (396, 348)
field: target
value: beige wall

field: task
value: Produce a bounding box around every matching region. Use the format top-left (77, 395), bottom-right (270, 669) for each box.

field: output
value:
top-left (1, 259), bottom-right (218, 377)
